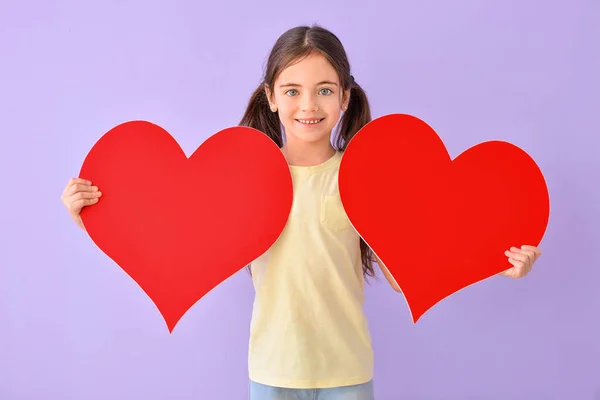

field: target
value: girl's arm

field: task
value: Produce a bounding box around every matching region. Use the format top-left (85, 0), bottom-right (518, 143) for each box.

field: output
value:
top-left (374, 254), bottom-right (402, 293)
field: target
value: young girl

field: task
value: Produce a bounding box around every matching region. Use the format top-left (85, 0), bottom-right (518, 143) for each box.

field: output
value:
top-left (61, 24), bottom-right (542, 400)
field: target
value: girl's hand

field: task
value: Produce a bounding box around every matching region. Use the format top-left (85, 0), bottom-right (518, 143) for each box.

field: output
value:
top-left (61, 177), bottom-right (102, 229)
top-left (500, 245), bottom-right (542, 279)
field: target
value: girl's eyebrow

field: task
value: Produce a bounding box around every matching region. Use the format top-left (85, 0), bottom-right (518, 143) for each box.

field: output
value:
top-left (279, 81), bottom-right (339, 88)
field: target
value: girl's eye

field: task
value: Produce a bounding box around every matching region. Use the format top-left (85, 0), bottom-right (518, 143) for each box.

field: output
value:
top-left (284, 88), bottom-right (333, 96)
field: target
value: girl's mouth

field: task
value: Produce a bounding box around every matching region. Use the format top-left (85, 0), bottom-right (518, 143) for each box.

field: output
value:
top-left (296, 118), bottom-right (325, 125)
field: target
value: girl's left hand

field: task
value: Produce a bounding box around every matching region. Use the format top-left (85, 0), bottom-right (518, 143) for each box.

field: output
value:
top-left (500, 245), bottom-right (542, 279)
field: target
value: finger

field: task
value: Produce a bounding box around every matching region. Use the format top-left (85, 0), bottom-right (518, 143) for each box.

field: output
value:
top-left (522, 245), bottom-right (542, 259)
top-left (66, 191), bottom-right (102, 208)
top-left (520, 248), bottom-right (536, 268)
top-left (69, 197), bottom-right (100, 211)
top-left (64, 177), bottom-right (92, 192)
top-left (66, 183), bottom-right (99, 197)
top-left (512, 246), bottom-right (541, 269)
top-left (505, 250), bottom-right (529, 264)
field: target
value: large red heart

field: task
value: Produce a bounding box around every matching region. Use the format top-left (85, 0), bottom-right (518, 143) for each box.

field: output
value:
top-left (79, 121), bottom-right (293, 332)
top-left (339, 114), bottom-right (550, 322)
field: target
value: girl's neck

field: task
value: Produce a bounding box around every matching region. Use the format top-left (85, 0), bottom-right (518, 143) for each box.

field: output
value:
top-left (281, 142), bottom-right (336, 167)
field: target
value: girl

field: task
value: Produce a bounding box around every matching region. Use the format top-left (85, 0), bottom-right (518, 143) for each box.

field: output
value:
top-left (61, 24), bottom-right (542, 400)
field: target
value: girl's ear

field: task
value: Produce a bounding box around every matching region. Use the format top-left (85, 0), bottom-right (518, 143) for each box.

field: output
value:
top-left (342, 88), bottom-right (351, 111)
top-left (264, 84), bottom-right (277, 112)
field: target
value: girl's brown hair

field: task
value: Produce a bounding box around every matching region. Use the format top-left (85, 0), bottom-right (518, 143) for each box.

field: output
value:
top-left (239, 24), bottom-right (376, 278)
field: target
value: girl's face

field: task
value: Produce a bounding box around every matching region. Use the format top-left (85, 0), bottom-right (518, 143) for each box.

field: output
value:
top-left (266, 52), bottom-right (349, 150)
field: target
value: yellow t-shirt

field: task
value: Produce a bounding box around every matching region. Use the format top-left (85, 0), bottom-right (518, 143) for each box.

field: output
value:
top-left (248, 150), bottom-right (374, 389)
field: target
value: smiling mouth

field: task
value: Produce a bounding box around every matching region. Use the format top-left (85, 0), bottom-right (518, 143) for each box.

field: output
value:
top-left (296, 118), bottom-right (325, 125)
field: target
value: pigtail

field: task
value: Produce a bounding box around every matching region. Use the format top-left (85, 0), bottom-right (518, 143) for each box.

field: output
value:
top-left (334, 78), bottom-right (377, 278)
top-left (335, 78), bottom-right (372, 151)
top-left (239, 83), bottom-right (283, 147)
top-left (239, 83), bottom-right (283, 276)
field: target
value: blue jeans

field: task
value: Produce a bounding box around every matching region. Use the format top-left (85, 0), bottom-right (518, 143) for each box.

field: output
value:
top-left (249, 379), bottom-right (374, 400)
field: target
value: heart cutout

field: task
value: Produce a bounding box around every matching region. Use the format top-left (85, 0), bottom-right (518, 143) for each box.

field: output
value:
top-left (339, 114), bottom-right (550, 322)
top-left (79, 121), bottom-right (293, 332)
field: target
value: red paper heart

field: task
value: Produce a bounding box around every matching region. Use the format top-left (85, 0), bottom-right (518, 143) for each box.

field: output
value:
top-left (79, 121), bottom-right (293, 332)
top-left (339, 114), bottom-right (550, 322)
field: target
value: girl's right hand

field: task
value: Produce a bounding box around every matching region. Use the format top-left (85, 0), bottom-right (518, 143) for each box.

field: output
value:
top-left (61, 177), bottom-right (102, 229)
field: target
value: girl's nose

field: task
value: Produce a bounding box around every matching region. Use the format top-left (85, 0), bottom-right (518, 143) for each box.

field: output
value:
top-left (300, 93), bottom-right (319, 112)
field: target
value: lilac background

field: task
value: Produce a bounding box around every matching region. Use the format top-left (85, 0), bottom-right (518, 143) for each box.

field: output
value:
top-left (1, 0), bottom-right (599, 399)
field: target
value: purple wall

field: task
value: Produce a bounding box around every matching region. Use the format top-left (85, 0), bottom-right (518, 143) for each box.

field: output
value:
top-left (1, 0), bottom-right (598, 398)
